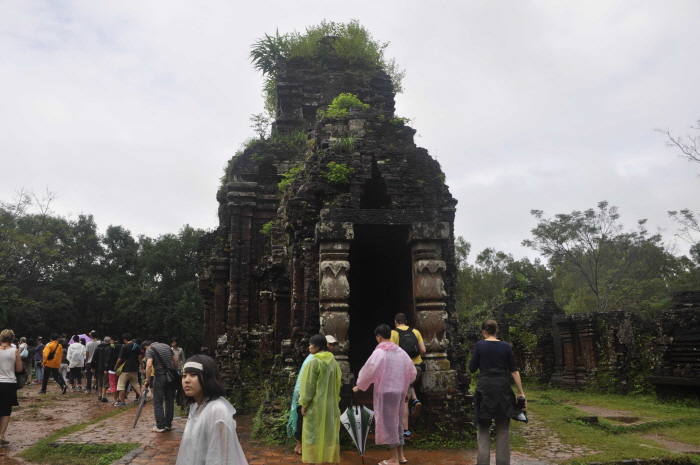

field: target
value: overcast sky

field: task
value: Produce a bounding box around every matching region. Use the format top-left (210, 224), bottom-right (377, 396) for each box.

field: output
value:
top-left (2, 1), bottom-right (699, 262)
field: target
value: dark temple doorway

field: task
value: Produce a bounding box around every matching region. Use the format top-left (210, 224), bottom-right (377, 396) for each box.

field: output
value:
top-left (348, 224), bottom-right (413, 376)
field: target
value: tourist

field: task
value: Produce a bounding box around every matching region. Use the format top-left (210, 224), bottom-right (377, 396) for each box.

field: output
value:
top-left (470, 319), bottom-right (526, 465)
top-left (107, 336), bottom-right (122, 404)
top-left (94, 336), bottom-right (112, 402)
top-left (171, 338), bottom-right (185, 373)
top-left (354, 324), bottom-right (416, 465)
top-left (67, 335), bottom-right (86, 391)
top-left (142, 340), bottom-right (178, 433)
top-left (113, 333), bottom-right (142, 406)
top-left (286, 343), bottom-right (315, 455)
top-left (40, 333), bottom-right (68, 395)
top-left (59, 338), bottom-right (69, 383)
top-left (390, 312), bottom-right (426, 437)
top-left (33, 336), bottom-right (44, 385)
top-left (298, 334), bottom-right (341, 465)
top-left (85, 331), bottom-right (100, 394)
top-left (175, 354), bottom-right (248, 465)
top-left (0, 329), bottom-right (23, 446)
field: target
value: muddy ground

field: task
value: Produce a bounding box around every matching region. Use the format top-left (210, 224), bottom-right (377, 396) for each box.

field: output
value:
top-left (0, 381), bottom-right (141, 465)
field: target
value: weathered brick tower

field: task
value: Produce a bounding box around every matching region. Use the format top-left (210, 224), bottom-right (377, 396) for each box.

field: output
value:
top-left (198, 32), bottom-right (468, 435)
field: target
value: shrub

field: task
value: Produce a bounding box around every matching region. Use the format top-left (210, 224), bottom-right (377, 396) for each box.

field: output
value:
top-left (278, 166), bottom-right (303, 192)
top-left (318, 94), bottom-right (370, 120)
top-left (335, 136), bottom-right (355, 152)
top-left (324, 162), bottom-right (353, 186)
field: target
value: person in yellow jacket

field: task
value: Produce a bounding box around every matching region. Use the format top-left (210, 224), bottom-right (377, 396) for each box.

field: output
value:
top-left (40, 333), bottom-right (68, 394)
top-left (298, 334), bottom-right (341, 465)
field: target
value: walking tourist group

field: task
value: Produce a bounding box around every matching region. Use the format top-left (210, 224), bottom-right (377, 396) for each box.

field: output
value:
top-left (1, 314), bottom-right (526, 465)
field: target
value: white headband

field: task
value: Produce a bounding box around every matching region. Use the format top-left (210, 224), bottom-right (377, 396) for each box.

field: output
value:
top-left (183, 361), bottom-right (204, 371)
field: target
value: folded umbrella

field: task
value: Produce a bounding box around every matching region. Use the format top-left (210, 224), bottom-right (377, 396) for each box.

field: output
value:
top-left (133, 386), bottom-right (150, 428)
top-left (340, 395), bottom-right (374, 464)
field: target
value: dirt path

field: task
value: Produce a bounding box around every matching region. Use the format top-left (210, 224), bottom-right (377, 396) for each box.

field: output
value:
top-left (0, 381), bottom-right (136, 465)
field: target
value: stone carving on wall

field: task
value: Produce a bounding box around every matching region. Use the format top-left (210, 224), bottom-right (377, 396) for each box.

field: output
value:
top-left (414, 260), bottom-right (447, 302)
top-left (319, 261), bottom-right (350, 303)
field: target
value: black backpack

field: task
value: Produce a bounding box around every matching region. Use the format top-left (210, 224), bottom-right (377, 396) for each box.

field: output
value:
top-left (396, 327), bottom-right (420, 359)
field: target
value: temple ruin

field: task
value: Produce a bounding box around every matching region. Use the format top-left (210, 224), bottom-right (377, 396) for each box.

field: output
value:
top-left (197, 35), bottom-right (467, 435)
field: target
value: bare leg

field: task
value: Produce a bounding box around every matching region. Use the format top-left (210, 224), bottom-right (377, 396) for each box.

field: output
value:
top-left (386, 446), bottom-right (400, 464)
top-left (397, 445), bottom-right (406, 463)
top-left (0, 416), bottom-right (11, 442)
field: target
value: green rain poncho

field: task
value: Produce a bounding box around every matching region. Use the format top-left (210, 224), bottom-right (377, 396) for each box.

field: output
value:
top-left (298, 350), bottom-right (341, 464)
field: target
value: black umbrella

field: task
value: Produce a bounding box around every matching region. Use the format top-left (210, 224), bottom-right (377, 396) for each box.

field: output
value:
top-left (133, 386), bottom-right (150, 428)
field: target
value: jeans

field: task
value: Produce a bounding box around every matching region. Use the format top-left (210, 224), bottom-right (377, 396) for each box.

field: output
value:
top-left (34, 360), bottom-right (44, 382)
top-left (41, 367), bottom-right (67, 392)
top-left (152, 376), bottom-right (176, 429)
top-left (477, 418), bottom-right (510, 465)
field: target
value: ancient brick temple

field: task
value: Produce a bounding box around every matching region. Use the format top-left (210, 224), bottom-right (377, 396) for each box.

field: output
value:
top-left (198, 51), bottom-right (467, 432)
top-left (648, 291), bottom-right (700, 400)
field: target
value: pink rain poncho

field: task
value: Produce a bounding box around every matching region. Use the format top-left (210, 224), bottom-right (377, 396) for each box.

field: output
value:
top-left (356, 342), bottom-right (416, 445)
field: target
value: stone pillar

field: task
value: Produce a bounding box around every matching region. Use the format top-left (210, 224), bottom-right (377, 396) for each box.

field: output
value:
top-left (411, 241), bottom-right (457, 394)
top-left (318, 241), bottom-right (353, 384)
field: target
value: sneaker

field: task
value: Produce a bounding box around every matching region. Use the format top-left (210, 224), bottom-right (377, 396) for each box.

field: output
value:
top-left (409, 399), bottom-right (422, 418)
top-left (164, 427), bottom-right (172, 431)
top-left (85, 389), bottom-right (91, 394)
top-left (61, 385), bottom-right (68, 395)
top-left (101, 397), bottom-right (109, 403)
top-left (403, 430), bottom-right (411, 438)
top-left (151, 427), bottom-right (166, 433)
top-left (113, 402), bottom-right (126, 407)
top-left (39, 391), bottom-right (47, 395)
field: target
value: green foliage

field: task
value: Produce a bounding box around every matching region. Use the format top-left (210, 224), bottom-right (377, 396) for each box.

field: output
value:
top-left (323, 162), bottom-right (353, 186)
top-left (261, 221), bottom-right (274, 236)
top-left (335, 136), bottom-right (355, 152)
top-left (454, 237), bottom-right (553, 323)
top-left (0, 192), bottom-right (205, 355)
top-left (523, 201), bottom-right (668, 314)
top-left (250, 21), bottom-right (405, 116)
top-left (250, 112), bottom-right (271, 139)
top-left (278, 166), bottom-right (303, 192)
top-left (318, 93), bottom-right (370, 119)
top-left (390, 116), bottom-right (412, 125)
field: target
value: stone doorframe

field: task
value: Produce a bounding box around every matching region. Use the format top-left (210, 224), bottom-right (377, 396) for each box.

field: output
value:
top-left (316, 218), bottom-right (457, 394)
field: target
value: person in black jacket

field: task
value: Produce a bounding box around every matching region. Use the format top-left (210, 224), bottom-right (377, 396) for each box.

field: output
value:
top-left (469, 320), bottom-right (526, 465)
top-left (93, 337), bottom-right (113, 403)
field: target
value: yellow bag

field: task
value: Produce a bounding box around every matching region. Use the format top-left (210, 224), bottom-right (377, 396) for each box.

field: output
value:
top-left (115, 362), bottom-right (126, 376)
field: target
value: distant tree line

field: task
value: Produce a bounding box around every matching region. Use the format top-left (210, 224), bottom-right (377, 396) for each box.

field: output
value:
top-left (0, 190), bottom-right (204, 355)
top-left (457, 201), bottom-right (700, 322)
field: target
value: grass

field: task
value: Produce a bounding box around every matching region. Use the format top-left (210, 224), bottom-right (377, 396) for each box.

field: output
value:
top-left (18, 405), bottom-right (139, 465)
top-left (518, 387), bottom-right (700, 464)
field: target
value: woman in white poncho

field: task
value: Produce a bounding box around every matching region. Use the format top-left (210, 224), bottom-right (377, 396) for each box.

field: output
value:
top-left (175, 355), bottom-right (248, 465)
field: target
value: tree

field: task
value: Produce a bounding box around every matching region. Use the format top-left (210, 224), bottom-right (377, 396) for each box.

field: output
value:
top-left (522, 201), bottom-right (665, 313)
top-left (657, 120), bottom-right (700, 165)
top-left (658, 120), bottom-right (700, 262)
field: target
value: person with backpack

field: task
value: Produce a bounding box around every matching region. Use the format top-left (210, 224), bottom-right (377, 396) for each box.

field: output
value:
top-left (40, 334), bottom-right (68, 395)
top-left (142, 340), bottom-right (179, 433)
top-left (390, 313), bottom-right (426, 438)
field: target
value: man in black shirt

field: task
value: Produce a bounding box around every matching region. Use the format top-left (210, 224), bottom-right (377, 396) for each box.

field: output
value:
top-left (113, 333), bottom-right (142, 406)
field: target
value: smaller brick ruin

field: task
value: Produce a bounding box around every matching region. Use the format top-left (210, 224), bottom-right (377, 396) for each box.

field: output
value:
top-left (648, 291), bottom-right (700, 400)
top-left (550, 311), bottom-right (660, 393)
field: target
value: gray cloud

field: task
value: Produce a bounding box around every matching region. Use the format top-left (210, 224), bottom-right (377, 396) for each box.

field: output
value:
top-left (1, 1), bottom-right (698, 260)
